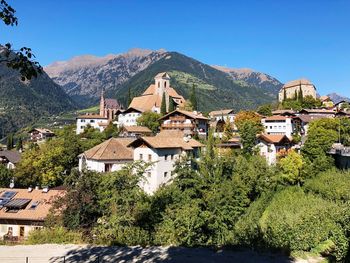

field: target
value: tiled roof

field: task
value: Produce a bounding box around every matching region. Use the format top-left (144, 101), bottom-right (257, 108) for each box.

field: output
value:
top-left (299, 109), bottom-right (336, 114)
top-left (83, 138), bottom-right (135, 161)
top-left (283, 79), bottom-right (314, 89)
top-left (129, 94), bottom-right (161, 112)
top-left (272, 110), bottom-right (296, 115)
top-left (293, 114), bottom-right (326, 123)
top-left (77, 114), bottom-right (108, 119)
top-left (122, 126), bottom-right (152, 133)
top-left (128, 131), bottom-right (203, 150)
top-left (209, 109), bottom-right (234, 116)
top-left (263, 115), bottom-right (288, 121)
top-left (0, 188), bottom-right (64, 221)
top-left (30, 128), bottom-right (54, 134)
top-left (104, 98), bottom-right (120, 109)
top-left (258, 134), bottom-right (291, 144)
top-left (160, 110), bottom-right (209, 121)
top-left (0, 150), bottom-right (21, 164)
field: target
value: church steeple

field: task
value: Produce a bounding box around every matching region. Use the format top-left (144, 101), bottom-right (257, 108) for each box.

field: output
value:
top-left (99, 89), bottom-right (105, 117)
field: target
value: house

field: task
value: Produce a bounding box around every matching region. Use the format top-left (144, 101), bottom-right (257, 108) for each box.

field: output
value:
top-left (0, 188), bottom-right (64, 240)
top-left (319, 95), bottom-right (334, 108)
top-left (128, 130), bottom-right (203, 194)
top-left (0, 150), bottom-right (21, 169)
top-left (278, 79), bottom-right (317, 102)
top-left (292, 114), bottom-right (325, 137)
top-left (76, 91), bottom-right (122, 134)
top-left (78, 138), bottom-right (135, 173)
top-left (209, 109), bottom-right (235, 123)
top-left (159, 109), bottom-right (209, 138)
top-left (298, 108), bottom-right (336, 117)
top-left (129, 72), bottom-right (186, 113)
top-left (272, 109), bottom-right (296, 116)
top-left (117, 107), bottom-right (144, 127)
top-left (328, 143), bottom-right (350, 169)
top-left (261, 115), bottom-right (294, 138)
top-left (29, 128), bottom-right (55, 142)
top-left (119, 126), bottom-right (152, 138)
top-left (256, 134), bottom-right (293, 165)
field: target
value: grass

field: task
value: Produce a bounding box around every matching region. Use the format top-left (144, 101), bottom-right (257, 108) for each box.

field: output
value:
top-left (77, 105), bottom-right (99, 114)
top-left (168, 71), bottom-right (216, 91)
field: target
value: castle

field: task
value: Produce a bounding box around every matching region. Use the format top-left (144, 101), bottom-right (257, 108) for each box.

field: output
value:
top-left (278, 79), bottom-right (317, 102)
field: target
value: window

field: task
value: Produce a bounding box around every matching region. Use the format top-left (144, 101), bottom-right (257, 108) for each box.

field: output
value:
top-left (164, 172), bottom-right (168, 178)
top-left (171, 154), bottom-right (174, 160)
top-left (139, 154), bottom-right (143, 160)
top-left (29, 201), bottom-right (39, 210)
top-left (105, 163), bottom-right (113, 172)
top-left (148, 154), bottom-right (152, 161)
top-left (81, 119), bottom-right (85, 123)
top-left (165, 155), bottom-right (168, 161)
top-left (20, 226), bottom-right (25, 237)
top-left (80, 126), bottom-right (84, 129)
top-left (90, 120), bottom-right (95, 123)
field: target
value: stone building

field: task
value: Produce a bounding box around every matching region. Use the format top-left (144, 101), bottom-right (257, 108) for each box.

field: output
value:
top-left (278, 79), bottom-right (317, 102)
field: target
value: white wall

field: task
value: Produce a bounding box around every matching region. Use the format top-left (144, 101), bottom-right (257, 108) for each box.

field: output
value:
top-left (257, 142), bottom-right (277, 165)
top-left (262, 118), bottom-right (293, 138)
top-left (118, 112), bottom-right (142, 127)
top-left (78, 156), bottom-right (131, 173)
top-left (76, 118), bottom-right (108, 134)
top-left (0, 224), bottom-right (42, 238)
top-left (134, 147), bottom-right (182, 194)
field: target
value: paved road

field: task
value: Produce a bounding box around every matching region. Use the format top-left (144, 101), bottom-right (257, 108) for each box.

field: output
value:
top-left (0, 244), bottom-right (311, 263)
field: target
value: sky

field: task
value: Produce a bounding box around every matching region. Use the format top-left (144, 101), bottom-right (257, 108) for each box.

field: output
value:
top-left (3, 0), bottom-right (350, 97)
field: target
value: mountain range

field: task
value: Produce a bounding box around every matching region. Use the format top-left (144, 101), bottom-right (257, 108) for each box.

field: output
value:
top-left (0, 50), bottom-right (76, 136)
top-left (44, 49), bottom-right (282, 111)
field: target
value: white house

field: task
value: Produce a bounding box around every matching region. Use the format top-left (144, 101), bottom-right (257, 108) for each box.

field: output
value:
top-left (0, 188), bottom-right (64, 240)
top-left (76, 114), bottom-right (109, 134)
top-left (261, 115), bottom-right (294, 138)
top-left (128, 130), bottom-right (203, 194)
top-left (117, 107), bottom-right (143, 127)
top-left (28, 128), bottom-right (55, 142)
top-left (78, 138), bottom-right (135, 172)
top-left (0, 150), bottom-right (21, 169)
top-left (209, 109), bottom-right (235, 123)
top-left (256, 134), bottom-right (292, 165)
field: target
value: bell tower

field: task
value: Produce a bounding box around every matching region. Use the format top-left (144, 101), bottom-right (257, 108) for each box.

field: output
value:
top-left (99, 89), bottom-right (105, 117)
top-left (155, 72), bottom-right (170, 97)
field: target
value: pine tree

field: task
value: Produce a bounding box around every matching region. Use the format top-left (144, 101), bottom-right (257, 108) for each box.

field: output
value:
top-left (222, 117), bottom-right (233, 142)
top-left (16, 137), bottom-right (23, 151)
top-left (168, 96), bottom-right (175, 112)
top-left (283, 89), bottom-right (287, 101)
top-left (294, 90), bottom-right (298, 100)
top-left (298, 86), bottom-right (303, 102)
top-left (190, 84), bottom-right (198, 111)
top-left (160, 92), bottom-right (167, 115)
top-left (7, 133), bottom-right (13, 150)
top-left (127, 86), bottom-right (132, 106)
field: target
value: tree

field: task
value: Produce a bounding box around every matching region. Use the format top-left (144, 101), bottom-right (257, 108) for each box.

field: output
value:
top-left (294, 90), bottom-right (298, 100)
top-left (235, 111), bottom-right (262, 130)
top-left (298, 86), bottom-right (303, 102)
top-left (103, 122), bottom-right (119, 139)
top-left (283, 89), bottom-right (287, 101)
top-left (168, 96), bottom-right (175, 112)
top-left (6, 133), bottom-right (13, 150)
top-left (222, 117), bottom-right (233, 142)
top-left (127, 86), bottom-right (132, 106)
top-left (278, 150), bottom-right (304, 185)
top-left (302, 95), bottom-right (321, 109)
top-left (0, 164), bottom-right (13, 187)
top-left (257, 104), bottom-right (272, 116)
top-left (136, 111), bottom-right (161, 134)
top-left (15, 136), bottom-right (23, 151)
top-left (160, 93), bottom-right (167, 115)
top-left (189, 84), bottom-right (198, 111)
top-left (0, 0), bottom-right (42, 80)
top-left (239, 120), bottom-right (262, 155)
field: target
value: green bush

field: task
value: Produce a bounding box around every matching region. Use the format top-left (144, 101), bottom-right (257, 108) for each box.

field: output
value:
top-left (26, 227), bottom-right (83, 244)
top-left (259, 187), bottom-right (348, 260)
top-left (304, 169), bottom-right (350, 202)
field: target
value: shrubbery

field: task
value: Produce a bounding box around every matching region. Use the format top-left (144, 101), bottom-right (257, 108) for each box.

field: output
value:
top-left (26, 227), bottom-right (83, 244)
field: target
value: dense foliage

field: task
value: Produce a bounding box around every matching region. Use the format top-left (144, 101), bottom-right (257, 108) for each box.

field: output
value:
top-left (136, 111), bottom-right (162, 134)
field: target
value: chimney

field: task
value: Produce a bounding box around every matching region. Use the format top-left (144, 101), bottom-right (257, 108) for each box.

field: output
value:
top-left (42, 186), bottom-right (49, 193)
top-left (28, 186), bottom-right (33, 192)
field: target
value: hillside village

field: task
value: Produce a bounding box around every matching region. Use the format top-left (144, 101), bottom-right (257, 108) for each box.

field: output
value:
top-left (1, 70), bottom-right (350, 248)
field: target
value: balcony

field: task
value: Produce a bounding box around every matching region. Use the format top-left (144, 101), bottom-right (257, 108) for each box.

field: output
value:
top-left (161, 123), bottom-right (195, 129)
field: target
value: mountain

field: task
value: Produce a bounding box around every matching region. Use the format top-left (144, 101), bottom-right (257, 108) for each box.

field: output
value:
top-left (0, 56), bottom-right (76, 136)
top-left (327, 93), bottom-right (350, 104)
top-left (212, 66), bottom-right (283, 97)
top-left (112, 52), bottom-right (276, 112)
top-left (44, 48), bottom-right (166, 106)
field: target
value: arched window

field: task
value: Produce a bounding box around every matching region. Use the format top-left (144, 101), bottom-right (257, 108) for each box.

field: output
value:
top-left (164, 81), bottom-right (167, 88)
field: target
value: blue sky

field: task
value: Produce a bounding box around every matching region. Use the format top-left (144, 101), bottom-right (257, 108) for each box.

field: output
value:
top-left (3, 0), bottom-right (350, 97)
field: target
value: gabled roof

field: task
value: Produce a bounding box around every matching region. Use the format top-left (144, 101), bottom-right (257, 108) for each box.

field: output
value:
top-left (82, 138), bottom-right (135, 161)
top-left (293, 114), bottom-right (325, 123)
top-left (122, 107), bottom-right (144, 114)
top-left (155, 72), bottom-right (170, 79)
top-left (263, 115), bottom-right (288, 121)
top-left (282, 79), bottom-right (314, 89)
top-left (299, 109), bottom-right (336, 114)
top-left (258, 134), bottom-right (291, 144)
top-left (272, 110), bottom-right (296, 115)
top-left (209, 109), bottom-right (234, 117)
top-left (121, 126), bottom-right (152, 133)
top-left (29, 128), bottom-right (54, 134)
top-left (159, 110), bottom-right (209, 121)
top-left (0, 150), bottom-right (21, 164)
top-left (0, 188), bottom-right (65, 221)
top-left (128, 131), bottom-right (203, 150)
top-left (77, 114), bottom-right (108, 119)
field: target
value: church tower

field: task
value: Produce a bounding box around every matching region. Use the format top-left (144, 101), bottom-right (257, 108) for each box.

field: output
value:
top-left (155, 72), bottom-right (170, 97)
top-left (99, 89), bottom-right (105, 117)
